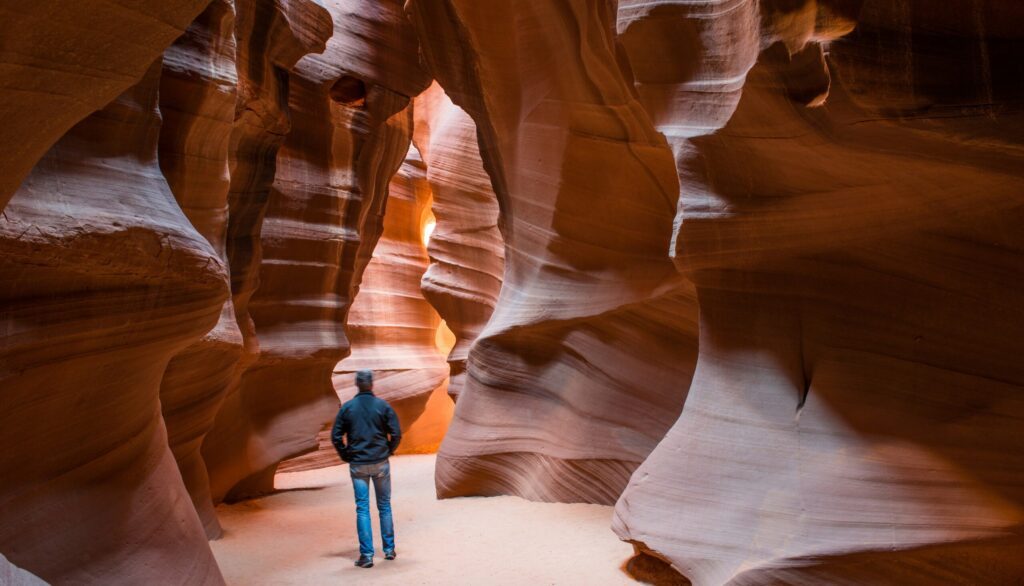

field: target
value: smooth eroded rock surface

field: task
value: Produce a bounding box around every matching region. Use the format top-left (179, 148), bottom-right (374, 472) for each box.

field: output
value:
top-left (200, 0), bottom-right (335, 505)
top-left (158, 0), bottom-right (245, 539)
top-left (414, 83), bottom-right (505, 402)
top-left (0, 0), bottom-right (211, 208)
top-left (612, 2), bottom-right (1024, 584)
top-left (334, 146), bottom-right (454, 454)
top-left (0, 62), bottom-right (226, 585)
top-left (408, 0), bottom-right (698, 504)
top-left (203, 0), bottom-right (430, 501)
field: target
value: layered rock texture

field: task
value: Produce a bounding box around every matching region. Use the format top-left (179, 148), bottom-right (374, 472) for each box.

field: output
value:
top-left (334, 147), bottom-right (454, 454)
top-left (611, 1), bottom-right (1024, 584)
top-left (408, 0), bottom-right (699, 504)
top-left (0, 0), bottom-right (211, 208)
top-left (4, 0), bottom-right (1024, 583)
top-left (196, 0), bottom-right (334, 507)
top-left (202, 0), bottom-right (430, 502)
top-left (0, 62), bottom-right (226, 584)
top-left (157, 0), bottom-right (245, 539)
top-left (1, 0), bottom-right (427, 580)
top-left (414, 83), bottom-right (505, 402)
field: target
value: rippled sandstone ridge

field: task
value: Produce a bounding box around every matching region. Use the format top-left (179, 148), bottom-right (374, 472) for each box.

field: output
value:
top-left (2, 1), bottom-right (1023, 584)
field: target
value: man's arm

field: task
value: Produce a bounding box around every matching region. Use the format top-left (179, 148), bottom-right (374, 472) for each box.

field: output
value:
top-left (330, 406), bottom-right (348, 459)
top-left (385, 405), bottom-right (402, 455)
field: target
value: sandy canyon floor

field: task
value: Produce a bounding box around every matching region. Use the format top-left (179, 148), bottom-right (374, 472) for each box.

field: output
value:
top-left (211, 454), bottom-right (637, 585)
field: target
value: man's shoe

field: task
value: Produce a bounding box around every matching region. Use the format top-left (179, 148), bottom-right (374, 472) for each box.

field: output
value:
top-left (354, 555), bottom-right (374, 568)
top-left (384, 550), bottom-right (396, 561)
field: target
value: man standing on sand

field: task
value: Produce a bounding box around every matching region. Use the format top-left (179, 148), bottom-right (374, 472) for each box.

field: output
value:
top-left (331, 369), bottom-right (402, 568)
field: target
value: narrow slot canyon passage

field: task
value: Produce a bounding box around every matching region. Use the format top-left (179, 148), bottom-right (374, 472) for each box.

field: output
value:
top-left (2, 1), bottom-right (1024, 585)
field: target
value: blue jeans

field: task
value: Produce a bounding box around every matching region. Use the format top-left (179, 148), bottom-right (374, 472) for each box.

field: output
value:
top-left (350, 460), bottom-right (394, 557)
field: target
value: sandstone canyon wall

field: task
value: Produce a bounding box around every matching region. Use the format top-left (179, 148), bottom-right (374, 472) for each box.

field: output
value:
top-left (0, 61), bottom-right (226, 585)
top-left (408, 0), bottom-right (699, 504)
top-left (202, 0), bottom-right (431, 501)
top-left (2, 0), bottom-right (1024, 583)
top-left (333, 146), bottom-right (454, 454)
top-left (611, 1), bottom-right (1024, 584)
top-left (193, 0), bottom-right (334, 510)
top-left (0, 0), bottom-right (212, 209)
top-left (1, 0), bottom-right (430, 579)
top-left (157, 0), bottom-right (246, 539)
top-left (414, 83), bottom-right (505, 402)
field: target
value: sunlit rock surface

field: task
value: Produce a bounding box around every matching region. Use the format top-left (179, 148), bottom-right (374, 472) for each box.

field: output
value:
top-left (414, 83), bottom-right (505, 402)
top-left (612, 2), bottom-right (1024, 584)
top-left (0, 63), bottom-right (227, 585)
top-left (3, 1), bottom-right (1023, 583)
top-left (407, 0), bottom-right (698, 504)
top-left (334, 147), bottom-right (454, 454)
top-left (203, 0), bottom-right (430, 501)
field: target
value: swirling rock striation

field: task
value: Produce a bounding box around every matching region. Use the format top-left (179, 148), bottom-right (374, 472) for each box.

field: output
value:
top-left (199, 0), bottom-right (335, 505)
top-left (157, 0), bottom-right (246, 539)
top-left (0, 0), bottom-right (211, 208)
top-left (407, 0), bottom-right (698, 504)
top-left (204, 0), bottom-right (430, 501)
top-left (613, 1), bottom-right (1024, 584)
top-left (414, 83), bottom-right (505, 402)
top-left (334, 146), bottom-right (454, 454)
top-left (0, 63), bottom-right (226, 584)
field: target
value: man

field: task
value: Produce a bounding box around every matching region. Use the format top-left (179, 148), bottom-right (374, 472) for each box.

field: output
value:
top-left (331, 369), bottom-right (402, 568)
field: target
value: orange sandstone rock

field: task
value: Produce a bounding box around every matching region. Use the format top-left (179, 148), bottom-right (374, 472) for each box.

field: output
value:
top-left (334, 147), bottom-right (454, 454)
top-left (204, 0), bottom-right (430, 501)
top-left (407, 0), bottom-right (697, 504)
top-left (157, 0), bottom-right (245, 539)
top-left (0, 0), bottom-right (211, 208)
top-left (414, 84), bottom-right (505, 402)
top-left (613, 2), bottom-right (1024, 584)
top-left (0, 62), bottom-right (226, 585)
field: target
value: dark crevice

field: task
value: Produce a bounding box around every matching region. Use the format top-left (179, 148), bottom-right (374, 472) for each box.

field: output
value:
top-left (330, 76), bottom-right (367, 107)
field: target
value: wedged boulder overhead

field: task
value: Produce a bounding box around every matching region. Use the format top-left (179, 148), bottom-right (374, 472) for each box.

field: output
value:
top-left (203, 0), bottom-right (431, 501)
top-left (334, 147), bottom-right (454, 454)
top-left (0, 0), bottom-right (212, 208)
top-left (613, 1), bottom-right (1024, 584)
top-left (157, 0), bottom-right (245, 539)
top-left (0, 63), bottom-right (226, 585)
top-left (407, 0), bottom-right (698, 504)
top-left (414, 83), bottom-right (505, 402)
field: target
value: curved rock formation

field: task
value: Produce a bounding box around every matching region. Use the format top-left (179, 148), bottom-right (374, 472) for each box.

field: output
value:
top-left (0, 0), bottom-right (211, 209)
top-left (0, 63), bottom-right (226, 584)
top-left (334, 146), bottom-right (454, 454)
top-left (203, 0), bottom-right (430, 501)
top-left (407, 0), bottom-right (699, 504)
top-left (199, 0), bottom-right (334, 506)
top-left (612, 1), bottom-right (1024, 583)
top-left (157, 0), bottom-right (245, 539)
top-left (414, 83), bottom-right (505, 402)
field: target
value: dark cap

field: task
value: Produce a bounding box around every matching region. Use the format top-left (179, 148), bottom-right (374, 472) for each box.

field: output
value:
top-left (355, 369), bottom-right (373, 390)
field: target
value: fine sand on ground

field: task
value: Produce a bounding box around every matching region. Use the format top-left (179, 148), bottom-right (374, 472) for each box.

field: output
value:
top-left (211, 454), bottom-right (638, 585)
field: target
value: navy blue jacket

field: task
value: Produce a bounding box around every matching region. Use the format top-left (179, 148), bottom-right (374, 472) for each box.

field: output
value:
top-left (331, 391), bottom-right (402, 464)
